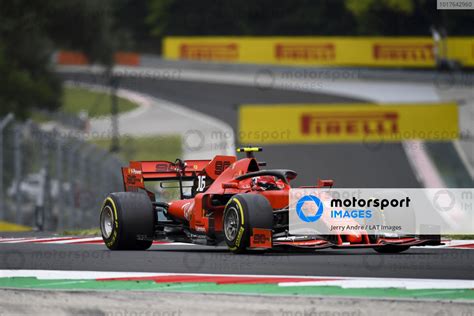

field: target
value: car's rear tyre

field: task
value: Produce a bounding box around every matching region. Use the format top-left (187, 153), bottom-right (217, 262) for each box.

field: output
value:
top-left (100, 192), bottom-right (154, 250)
top-left (223, 194), bottom-right (273, 254)
top-left (373, 245), bottom-right (410, 253)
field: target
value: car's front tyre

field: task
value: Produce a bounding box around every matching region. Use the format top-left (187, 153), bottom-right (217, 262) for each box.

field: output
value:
top-left (223, 194), bottom-right (273, 254)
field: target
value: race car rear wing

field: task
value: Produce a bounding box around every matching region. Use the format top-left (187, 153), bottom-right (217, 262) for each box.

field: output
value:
top-left (121, 155), bottom-right (237, 195)
top-left (122, 159), bottom-right (210, 191)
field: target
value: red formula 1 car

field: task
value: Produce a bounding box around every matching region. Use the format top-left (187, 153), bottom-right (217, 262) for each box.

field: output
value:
top-left (99, 147), bottom-right (441, 253)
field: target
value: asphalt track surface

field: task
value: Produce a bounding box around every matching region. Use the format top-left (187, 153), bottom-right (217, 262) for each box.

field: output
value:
top-left (18, 72), bottom-right (456, 280)
top-left (61, 72), bottom-right (420, 188)
top-left (0, 242), bottom-right (473, 280)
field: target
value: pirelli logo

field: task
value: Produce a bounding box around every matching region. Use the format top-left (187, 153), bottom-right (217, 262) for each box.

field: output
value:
top-left (165, 37), bottom-right (474, 67)
top-left (239, 103), bottom-right (458, 144)
top-left (373, 44), bottom-right (434, 61)
top-left (301, 112), bottom-right (399, 136)
top-left (275, 43), bottom-right (335, 61)
top-left (179, 43), bottom-right (239, 61)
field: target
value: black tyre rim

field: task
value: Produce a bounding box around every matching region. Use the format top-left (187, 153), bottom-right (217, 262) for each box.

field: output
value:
top-left (224, 206), bottom-right (240, 241)
top-left (100, 205), bottom-right (114, 239)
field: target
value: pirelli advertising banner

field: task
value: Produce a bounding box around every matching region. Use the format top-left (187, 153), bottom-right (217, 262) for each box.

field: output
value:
top-left (239, 103), bottom-right (458, 144)
top-left (163, 37), bottom-right (474, 67)
top-left (289, 188), bottom-right (474, 235)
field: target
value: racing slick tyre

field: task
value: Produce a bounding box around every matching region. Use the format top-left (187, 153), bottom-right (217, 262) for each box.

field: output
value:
top-left (100, 192), bottom-right (154, 250)
top-left (223, 194), bottom-right (273, 254)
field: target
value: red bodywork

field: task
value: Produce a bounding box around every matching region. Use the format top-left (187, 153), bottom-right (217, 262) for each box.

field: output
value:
top-left (121, 154), bottom-right (440, 250)
top-left (123, 156), bottom-right (275, 233)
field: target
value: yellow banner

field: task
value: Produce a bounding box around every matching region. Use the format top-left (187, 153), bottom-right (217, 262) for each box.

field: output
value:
top-left (239, 103), bottom-right (459, 144)
top-left (163, 37), bottom-right (474, 67)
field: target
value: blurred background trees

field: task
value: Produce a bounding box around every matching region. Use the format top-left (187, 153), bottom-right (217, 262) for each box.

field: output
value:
top-left (1, 0), bottom-right (473, 119)
top-left (0, 0), bottom-right (116, 118)
top-left (146, 0), bottom-right (474, 38)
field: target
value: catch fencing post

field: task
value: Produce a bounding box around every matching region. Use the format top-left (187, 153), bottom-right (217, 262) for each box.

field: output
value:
top-left (79, 143), bottom-right (95, 227)
top-left (67, 140), bottom-right (82, 229)
top-left (91, 148), bottom-right (108, 224)
top-left (110, 75), bottom-right (120, 153)
top-left (55, 129), bottom-right (64, 231)
top-left (14, 124), bottom-right (22, 224)
top-left (0, 113), bottom-right (14, 220)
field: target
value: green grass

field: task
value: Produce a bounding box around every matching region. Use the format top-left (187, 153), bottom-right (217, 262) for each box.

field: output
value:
top-left (30, 111), bottom-right (53, 123)
top-left (93, 135), bottom-right (182, 163)
top-left (62, 86), bottom-right (138, 117)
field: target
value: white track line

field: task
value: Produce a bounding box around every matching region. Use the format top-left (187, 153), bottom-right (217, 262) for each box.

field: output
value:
top-left (0, 238), bottom-right (30, 243)
top-left (0, 237), bottom-right (196, 246)
top-left (0, 270), bottom-right (164, 280)
top-left (0, 237), bottom-right (75, 244)
top-left (279, 278), bottom-right (474, 290)
top-left (47, 237), bottom-right (103, 244)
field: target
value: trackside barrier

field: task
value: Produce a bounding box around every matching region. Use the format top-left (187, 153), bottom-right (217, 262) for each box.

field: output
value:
top-left (163, 37), bottom-right (474, 68)
top-left (0, 115), bottom-right (124, 231)
top-left (56, 51), bottom-right (140, 66)
top-left (239, 102), bottom-right (459, 144)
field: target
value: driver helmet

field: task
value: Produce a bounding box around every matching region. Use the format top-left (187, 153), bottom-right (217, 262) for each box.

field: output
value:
top-left (251, 175), bottom-right (283, 190)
